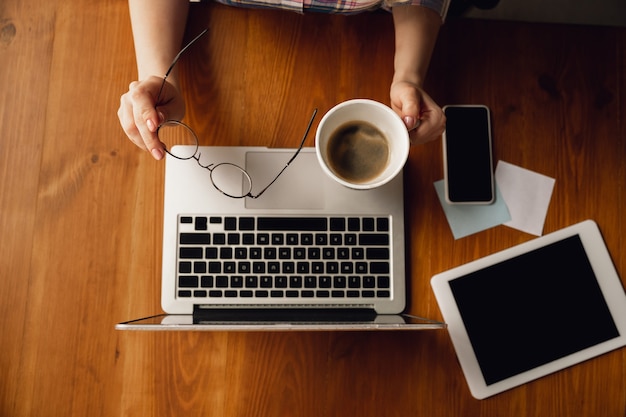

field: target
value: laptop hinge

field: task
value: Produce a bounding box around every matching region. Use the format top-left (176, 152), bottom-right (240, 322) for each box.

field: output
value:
top-left (192, 305), bottom-right (377, 323)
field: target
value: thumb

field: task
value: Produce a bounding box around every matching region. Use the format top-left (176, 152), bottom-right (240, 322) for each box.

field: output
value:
top-left (398, 91), bottom-right (421, 131)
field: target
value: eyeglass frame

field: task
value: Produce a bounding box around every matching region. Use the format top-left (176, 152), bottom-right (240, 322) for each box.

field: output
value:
top-left (155, 28), bottom-right (318, 199)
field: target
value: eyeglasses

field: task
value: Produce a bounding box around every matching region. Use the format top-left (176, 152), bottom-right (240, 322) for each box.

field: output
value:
top-left (155, 29), bottom-right (318, 199)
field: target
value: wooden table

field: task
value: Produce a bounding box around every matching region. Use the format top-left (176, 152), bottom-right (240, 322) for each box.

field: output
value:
top-left (1, 0), bottom-right (625, 415)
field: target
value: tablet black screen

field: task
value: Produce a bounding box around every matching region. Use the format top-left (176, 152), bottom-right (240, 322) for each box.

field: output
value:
top-left (449, 235), bottom-right (620, 386)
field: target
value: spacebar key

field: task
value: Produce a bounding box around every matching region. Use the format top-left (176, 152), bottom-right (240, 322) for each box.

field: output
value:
top-left (257, 217), bottom-right (328, 231)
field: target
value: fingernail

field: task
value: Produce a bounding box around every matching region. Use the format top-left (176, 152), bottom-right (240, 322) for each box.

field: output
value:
top-left (151, 148), bottom-right (164, 160)
top-left (146, 119), bottom-right (156, 132)
top-left (158, 111), bottom-right (165, 123)
top-left (403, 116), bottom-right (416, 130)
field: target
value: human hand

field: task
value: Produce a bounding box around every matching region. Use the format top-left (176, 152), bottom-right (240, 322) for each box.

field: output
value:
top-left (118, 76), bottom-right (186, 160)
top-left (390, 81), bottom-right (445, 145)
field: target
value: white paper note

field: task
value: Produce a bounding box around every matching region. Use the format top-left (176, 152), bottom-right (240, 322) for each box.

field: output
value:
top-left (495, 161), bottom-right (556, 236)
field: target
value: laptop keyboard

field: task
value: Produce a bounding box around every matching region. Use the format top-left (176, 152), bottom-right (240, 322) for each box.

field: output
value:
top-left (175, 215), bottom-right (392, 300)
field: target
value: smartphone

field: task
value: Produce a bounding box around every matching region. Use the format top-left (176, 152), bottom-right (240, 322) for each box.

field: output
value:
top-left (442, 105), bottom-right (495, 205)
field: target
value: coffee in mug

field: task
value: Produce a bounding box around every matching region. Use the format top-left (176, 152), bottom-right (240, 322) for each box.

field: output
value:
top-left (316, 99), bottom-right (410, 190)
top-left (326, 121), bottom-right (390, 184)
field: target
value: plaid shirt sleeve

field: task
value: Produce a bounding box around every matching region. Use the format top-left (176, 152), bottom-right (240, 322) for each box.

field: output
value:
top-left (211, 0), bottom-right (449, 17)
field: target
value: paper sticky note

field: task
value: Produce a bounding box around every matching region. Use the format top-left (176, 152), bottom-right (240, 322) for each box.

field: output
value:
top-left (495, 161), bottom-right (555, 236)
top-left (434, 180), bottom-right (511, 239)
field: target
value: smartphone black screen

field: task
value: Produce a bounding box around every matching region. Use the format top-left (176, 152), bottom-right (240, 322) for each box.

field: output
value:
top-left (443, 106), bottom-right (494, 203)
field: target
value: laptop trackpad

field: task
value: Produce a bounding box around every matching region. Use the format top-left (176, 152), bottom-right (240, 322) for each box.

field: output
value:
top-left (245, 151), bottom-right (325, 209)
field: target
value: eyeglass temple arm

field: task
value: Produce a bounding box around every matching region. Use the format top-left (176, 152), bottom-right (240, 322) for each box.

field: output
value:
top-left (251, 108), bottom-right (318, 198)
top-left (156, 28), bottom-right (209, 103)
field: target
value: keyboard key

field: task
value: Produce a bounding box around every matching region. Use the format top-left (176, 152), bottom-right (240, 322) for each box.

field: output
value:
top-left (180, 233), bottom-right (210, 244)
top-left (370, 262), bottom-right (390, 274)
top-left (231, 276), bottom-right (243, 288)
top-left (179, 261), bottom-right (192, 273)
top-left (279, 247), bottom-right (291, 259)
top-left (257, 217), bottom-right (327, 231)
top-left (272, 233), bottom-right (284, 245)
top-left (245, 276), bottom-right (258, 288)
top-left (180, 247), bottom-right (203, 259)
top-left (286, 234), bottom-right (298, 245)
top-left (194, 290), bottom-right (207, 297)
top-left (359, 234), bottom-right (389, 246)
top-left (348, 217), bottom-right (360, 231)
top-left (330, 217), bottom-right (346, 231)
top-left (319, 276), bottom-right (331, 288)
top-left (179, 276), bottom-right (198, 288)
top-left (235, 248), bottom-right (247, 259)
top-left (239, 217), bottom-right (255, 230)
top-left (377, 217), bottom-right (389, 231)
top-left (308, 248), bottom-right (321, 259)
top-left (334, 276), bottom-right (346, 288)
top-left (366, 248), bottom-right (390, 260)
top-left (348, 276), bottom-right (361, 288)
top-left (213, 233), bottom-right (226, 245)
top-left (330, 234), bottom-right (342, 245)
top-left (224, 217), bottom-right (237, 230)
top-left (208, 261), bottom-right (221, 273)
top-left (237, 262), bottom-right (251, 274)
top-left (282, 262), bottom-right (295, 274)
top-left (257, 233), bottom-right (270, 245)
top-left (201, 276), bottom-right (214, 287)
top-left (193, 262), bottom-right (207, 274)
top-left (297, 262), bottom-right (309, 273)
top-left (304, 276), bottom-right (317, 288)
top-left (275, 276), bottom-right (287, 288)
top-left (290, 276), bottom-right (303, 288)
top-left (216, 276), bottom-right (228, 288)
top-left (315, 233), bottom-right (327, 245)
top-left (378, 276), bottom-right (390, 288)
top-left (362, 217), bottom-right (375, 231)
top-left (195, 217), bottom-right (208, 231)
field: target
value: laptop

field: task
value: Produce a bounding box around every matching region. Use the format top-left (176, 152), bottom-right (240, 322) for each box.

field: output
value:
top-left (117, 141), bottom-right (445, 331)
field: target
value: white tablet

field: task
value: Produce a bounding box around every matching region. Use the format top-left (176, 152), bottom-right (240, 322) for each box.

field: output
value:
top-left (431, 220), bottom-right (626, 399)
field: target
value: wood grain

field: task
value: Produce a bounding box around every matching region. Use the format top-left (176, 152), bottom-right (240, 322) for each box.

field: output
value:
top-left (1, 0), bottom-right (625, 416)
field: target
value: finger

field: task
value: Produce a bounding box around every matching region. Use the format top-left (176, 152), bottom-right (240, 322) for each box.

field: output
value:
top-left (413, 106), bottom-right (446, 145)
top-left (397, 91), bottom-right (421, 131)
top-left (129, 83), bottom-right (166, 160)
top-left (118, 93), bottom-right (148, 151)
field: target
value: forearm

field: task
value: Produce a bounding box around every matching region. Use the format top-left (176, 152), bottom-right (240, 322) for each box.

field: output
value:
top-left (129, 0), bottom-right (190, 86)
top-left (392, 5), bottom-right (442, 87)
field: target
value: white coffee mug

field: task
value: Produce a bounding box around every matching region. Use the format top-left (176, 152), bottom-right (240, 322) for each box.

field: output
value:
top-left (315, 99), bottom-right (410, 190)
